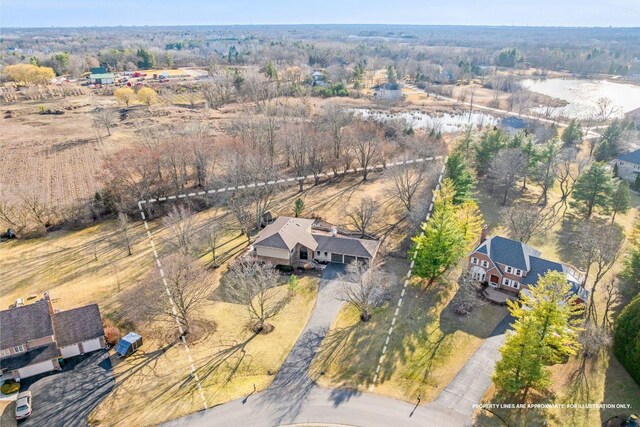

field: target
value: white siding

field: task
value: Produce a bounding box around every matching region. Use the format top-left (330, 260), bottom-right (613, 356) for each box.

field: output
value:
top-left (60, 344), bottom-right (81, 358)
top-left (17, 360), bottom-right (55, 379)
top-left (82, 338), bottom-right (103, 353)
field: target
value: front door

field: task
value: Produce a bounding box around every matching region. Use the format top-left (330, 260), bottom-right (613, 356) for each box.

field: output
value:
top-left (299, 247), bottom-right (308, 260)
top-left (489, 274), bottom-right (499, 287)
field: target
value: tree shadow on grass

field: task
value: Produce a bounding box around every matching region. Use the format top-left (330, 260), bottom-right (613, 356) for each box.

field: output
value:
top-left (600, 351), bottom-right (640, 426)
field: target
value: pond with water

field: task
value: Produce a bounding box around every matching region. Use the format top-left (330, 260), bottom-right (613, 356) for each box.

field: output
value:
top-left (521, 78), bottom-right (640, 120)
top-left (350, 109), bottom-right (499, 133)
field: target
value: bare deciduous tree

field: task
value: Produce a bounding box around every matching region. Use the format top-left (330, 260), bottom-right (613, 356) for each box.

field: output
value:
top-left (163, 205), bottom-right (197, 256)
top-left (118, 211), bottom-right (133, 256)
top-left (502, 204), bottom-right (554, 244)
top-left (346, 197), bottom-right (379, 238)
top-left (488, 148), bottom-right (527, 205)
top-left (130, 254), bottom-right (213, 336)
top-left (224, 260), bottom-right (291, 333)
top-left (336, 262), bottom-right (389, 322)
top-left (385, 165), bottom-right (426, 213)
top-left (93, 109), bottom-right (117, 137)
top-left (452, 271), bottom-right (484, 316)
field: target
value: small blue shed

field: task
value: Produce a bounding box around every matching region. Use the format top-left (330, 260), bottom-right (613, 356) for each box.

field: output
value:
top-left (115, 332), bottom-right (143, 357)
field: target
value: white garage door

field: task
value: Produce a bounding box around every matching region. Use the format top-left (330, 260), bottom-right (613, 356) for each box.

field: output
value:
top-left (60, 344), bottom-right (81, 358)
top-left (18, 360), bottom-right (55, 379)
top-left (82, 338), bottom-right (103, 353)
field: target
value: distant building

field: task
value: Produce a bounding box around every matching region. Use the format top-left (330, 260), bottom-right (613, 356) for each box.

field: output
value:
top-left (89, 73), bottom-right (115, 85)
top-left (499, 116), bottom-right (528, 135)
top-left (613, 149), bottom-right (640, 184)
top-left (373, 82), bottom-right (403, 101)
top-left (0, 293), bottom-right (105, 380)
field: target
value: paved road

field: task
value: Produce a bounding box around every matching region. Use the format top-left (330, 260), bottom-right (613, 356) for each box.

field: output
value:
top-left (435, 314), bottom-right (514, 417)
top-left (164, 268), bottom-right (512, 427)
top-left (19, 351), bottom-right (114, 427)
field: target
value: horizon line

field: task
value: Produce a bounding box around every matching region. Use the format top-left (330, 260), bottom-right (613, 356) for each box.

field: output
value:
top-left (4, 23), bottom-right (640, 30)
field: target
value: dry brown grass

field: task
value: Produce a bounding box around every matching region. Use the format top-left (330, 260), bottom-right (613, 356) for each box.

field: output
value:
top-left (89, 277), bottom-right (319, 427)
top-left (312, 258), bottom-right (508, 403)
top-left (0, 400), bottom-right (16, 427)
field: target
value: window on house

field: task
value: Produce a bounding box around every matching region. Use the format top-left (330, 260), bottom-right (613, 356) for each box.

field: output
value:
top-left (317, 251), bottom-right (321, 255)
top-left (0, 349), bottom-right (10, 357)
top-left (324, 252), bottom-right (328, 256)
top-left (516, 269), bottom-right (522, 276)
top-left (481, 260), bottom-right (489, 268)
top-left (502, 277), bottom-right (509, 285)
top-left (506, 266), bottom-right (512, 273)
top-left (471, 257), bottom-right (478, 265)
top-left (13, 345), bottom-right (25, 353)
top-left (513, 282), bottom-right (520, 289)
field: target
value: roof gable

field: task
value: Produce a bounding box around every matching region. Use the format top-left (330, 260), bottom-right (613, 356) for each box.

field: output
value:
top-left (52, 304), bottom-right (104, 348)
top-left (254, 217), bottom-right (318, 251)
top-left (313, 234), bottom-right (380, 258)
top-left (0, 300), bottom-right (53, 349)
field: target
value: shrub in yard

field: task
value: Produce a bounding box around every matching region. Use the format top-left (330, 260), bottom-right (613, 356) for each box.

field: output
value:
top-left (1, 381), bottom-right (19, 395)
top-left (104, 326), bottom-right (122, 346)
top-left (613, 295), bottom-right (640, 385)
top-left (288, 274), bottom-right (299, 292)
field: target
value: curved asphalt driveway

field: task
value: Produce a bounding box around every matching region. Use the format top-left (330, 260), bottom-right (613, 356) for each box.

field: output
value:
top-left (164, 264), bottom-right (509, 427)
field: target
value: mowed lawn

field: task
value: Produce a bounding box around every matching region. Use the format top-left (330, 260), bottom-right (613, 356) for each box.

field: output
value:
top-left (312, 259), bottom-right (507, 402)
top-left (0, 166), bottom-right (434, 426)
top-left (90, 277), bottom-right (319, 427)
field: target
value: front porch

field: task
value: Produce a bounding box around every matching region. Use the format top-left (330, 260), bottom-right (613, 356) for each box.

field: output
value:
top-left (482, 286), bottom-right (518, 305)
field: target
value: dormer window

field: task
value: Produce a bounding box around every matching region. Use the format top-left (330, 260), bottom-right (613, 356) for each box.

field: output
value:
top-left (516, 269), bottom-right (522, 276)
top-left (13, 345), bottom-right (25, 353)
top-left (506, 266), bottom-right (513, 273)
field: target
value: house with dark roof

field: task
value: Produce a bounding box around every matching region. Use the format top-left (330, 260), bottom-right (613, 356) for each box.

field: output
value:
top-left (613, 149), bottom-right (640, 185)
top-left (0, 293), bottom-right (105, 380)
top-left (251, 216), bottom-right (381, 266)
top-left (468, 235), bottom-right (588, 302)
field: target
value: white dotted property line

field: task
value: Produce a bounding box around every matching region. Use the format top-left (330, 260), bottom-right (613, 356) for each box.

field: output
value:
top-left (136, 155), bottom-right (444, 412)
top-left (137, 204), bottom-right (209, 410)
top-left (370, 158), bottom-right (447, 390)
top-left (138, 156), bottom-right (444, 205)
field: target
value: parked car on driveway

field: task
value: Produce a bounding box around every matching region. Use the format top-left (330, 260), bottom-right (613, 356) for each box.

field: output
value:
top-left (15, 390), bottom-right (32, 420)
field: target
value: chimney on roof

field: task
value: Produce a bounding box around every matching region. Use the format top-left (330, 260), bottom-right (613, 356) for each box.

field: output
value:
top-left (43, 291), bottom-right (54, 314)
top-left (331, 226), bottom-right (338, 237)
top-left (480, 225), bottom-right (488, 244)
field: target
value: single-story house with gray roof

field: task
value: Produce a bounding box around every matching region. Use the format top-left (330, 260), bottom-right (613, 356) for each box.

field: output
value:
top-left (251, 216), bottom-right (380, 266)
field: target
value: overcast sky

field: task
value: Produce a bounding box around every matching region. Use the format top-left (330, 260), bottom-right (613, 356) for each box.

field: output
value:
top-left (2, 0), bottom-right (640, 28)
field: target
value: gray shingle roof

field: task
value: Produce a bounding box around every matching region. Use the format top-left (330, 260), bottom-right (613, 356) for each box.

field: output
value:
top-left (313, 234), bottom-right (380, 258)
top-left (254, 217), bottom-right (318, 251)
top-left (617, 149), bottom-right (640, 165)
top-left (485, 236), bottom-right (541, 271)
top-left (0, 300), bottom-right (53, 349)
top-left (52, 304), bottom-right (104, 348)
top-left (0, 342), bottom-right (59, 372)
